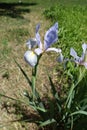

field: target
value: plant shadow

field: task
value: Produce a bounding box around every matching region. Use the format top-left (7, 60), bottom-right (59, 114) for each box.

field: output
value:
top-left (1, 99), bottom-right (87, 130)
top-left (0, 2), bottom-right (37, 19)
top-left (1, 99), bottom-right (64, 130)
top-left (1, 101), bottom-right (40, 126)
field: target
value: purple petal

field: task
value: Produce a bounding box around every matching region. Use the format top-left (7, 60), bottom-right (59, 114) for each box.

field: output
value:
top-left (70, 48), bottom-right (79, 60)
top-left (36, 23), bottom-right (40, 33)
top-left (26, 38), bottom-right (37, 49)
top-left (24, 51), bottom-right (37, 67)
top-left (46, 47), bottom-right (61, 53)
top-left (82, 43), bottom-right (87, 53)
top-left (34, 48), bottom-right (43, 55)
top-left (44, 22), bottom-right (58, 50)
top-left (35, 33), bottom-right (42, 48)
top-left (35, 24), bottom-right (42, 49)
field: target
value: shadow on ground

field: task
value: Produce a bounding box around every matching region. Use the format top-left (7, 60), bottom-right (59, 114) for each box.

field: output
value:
top-left (1, 97), bottom-right (87, 130)
top-left (0, 101), bottom-right (40, 129)
top-left (0, 2), bottom-right (37, 18)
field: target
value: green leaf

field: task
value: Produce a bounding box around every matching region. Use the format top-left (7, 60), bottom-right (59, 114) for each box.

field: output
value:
top-left (48, 76), bottom-right (60, 101)
top-left (70, 110), bottom-right (87, 116)
top-left (35, 106), bottom-right (47, 112)
top-left (67, 89), bottom-right (75, 109)
top-left (48, 75), bottom-right (61, 112)
top-left (39, 102), bottom-right (46, 110)
top-left (29, 101), bottom-right (47, 113)
top-left (65, 83), bottom-right (75, 108)
top-left (39, 119), bottom-right (56, 127)
top-left (14, 60), bottom-right (32, 87)
top-left (48, 76), bottom-right (56, 96)
top-left (70, 116), bottom-right (74, 130)
top-left (0, 93), bottom-right (27, 104)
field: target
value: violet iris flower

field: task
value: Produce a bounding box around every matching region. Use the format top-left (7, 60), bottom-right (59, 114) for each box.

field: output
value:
top-left (70, 43), bottom-right (87, 68)
top-left (24, 23), bottom-right (61, 67)
top-left (26, 22), bottom-right (61, 55)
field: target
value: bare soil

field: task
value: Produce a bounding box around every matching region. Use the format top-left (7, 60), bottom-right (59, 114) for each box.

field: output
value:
top-left (0, 4), bottom-right (60, 130)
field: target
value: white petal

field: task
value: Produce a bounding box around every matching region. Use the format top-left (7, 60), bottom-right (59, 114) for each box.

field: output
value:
top-left (24, 51), bottom-right (37, 67)
top-left (46, 47), bottom-right (61, 53)
top-left (34, 48), bottom-right (43, 55)
top-left (82, 43), bottom-right (87, 53)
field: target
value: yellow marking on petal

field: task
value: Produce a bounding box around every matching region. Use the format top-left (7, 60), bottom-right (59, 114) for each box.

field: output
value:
top-left (30, 51), bottom-right (35, 58)
top-left (30, 51), bottom-right (35, 57)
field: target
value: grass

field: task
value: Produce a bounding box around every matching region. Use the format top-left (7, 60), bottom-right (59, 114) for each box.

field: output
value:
top-left (44, 4), bottom-right (87, 57)
top-left (0, 0), bottom-right (87, 130)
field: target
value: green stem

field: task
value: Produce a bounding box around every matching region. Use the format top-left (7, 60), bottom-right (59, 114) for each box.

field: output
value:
top-left (31, 54), bottom-right (42, 100)
top-left (32, 69), bottom-right (36, 100)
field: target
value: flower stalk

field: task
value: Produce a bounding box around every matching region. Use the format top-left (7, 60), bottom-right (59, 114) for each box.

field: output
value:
top-left (31, 54), bottom-right (42, 100)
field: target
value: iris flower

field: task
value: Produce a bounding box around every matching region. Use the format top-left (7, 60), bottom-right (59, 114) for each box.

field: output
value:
top-left (24, 22), bottom-right (61, 67)
top-left (70, 43), bottom-right (87, 68)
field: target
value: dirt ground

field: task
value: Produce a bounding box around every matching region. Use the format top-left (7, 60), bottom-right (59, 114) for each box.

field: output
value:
top-left (0, 3), bottom-right (61, 130)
